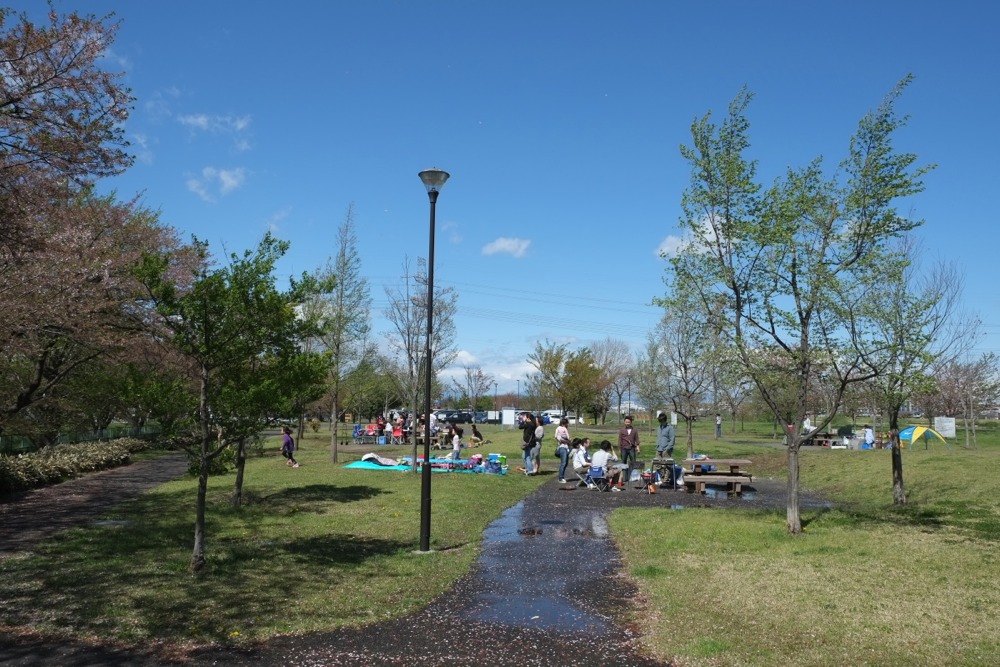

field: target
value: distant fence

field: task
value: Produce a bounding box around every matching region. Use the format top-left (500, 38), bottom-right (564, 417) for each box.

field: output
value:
top-left (0, 424), bottom-right (162, 456)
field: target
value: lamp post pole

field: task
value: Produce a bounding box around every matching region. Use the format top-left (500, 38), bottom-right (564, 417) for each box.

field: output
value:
top-left (418, 167), bottom-right (449, 554)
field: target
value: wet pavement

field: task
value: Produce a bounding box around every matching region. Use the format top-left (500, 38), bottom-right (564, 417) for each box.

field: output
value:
top-left (1, 458), bottom-right (832, 666)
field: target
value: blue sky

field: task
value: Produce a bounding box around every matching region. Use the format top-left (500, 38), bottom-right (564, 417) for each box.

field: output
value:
top-left (21, 0), bottom-right (1000, 394)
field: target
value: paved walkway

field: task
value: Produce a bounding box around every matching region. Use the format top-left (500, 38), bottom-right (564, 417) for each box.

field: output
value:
top-left (0, 455), bottom-right (830, 666)
top-left (0, 452), bottom-right (189, 556)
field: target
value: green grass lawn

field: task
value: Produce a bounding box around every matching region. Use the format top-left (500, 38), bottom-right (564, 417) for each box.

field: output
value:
top-left (0, 424), bottom-right (543, 647)
top-left (611, 420), bottom-right (1000, 666)
top-left (3, 418), bottom-right (999, 666)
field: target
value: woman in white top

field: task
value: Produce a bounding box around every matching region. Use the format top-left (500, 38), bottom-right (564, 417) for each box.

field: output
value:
top-left (555, 418), bottom-right (572, 483)
top-left (572, 438), bottom-right (592, 487)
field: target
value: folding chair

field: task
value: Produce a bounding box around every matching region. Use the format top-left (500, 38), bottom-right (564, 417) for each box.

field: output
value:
top-left (589, 466), bottom-right (612, 492)
top-left (391, 426), bottom-right (404, 445)
top-left (352, 424), bottom-right (364, 445)
top-left (574, 467), bottom-right (591, 488)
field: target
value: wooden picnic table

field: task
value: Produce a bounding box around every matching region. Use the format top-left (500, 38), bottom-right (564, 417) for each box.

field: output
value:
top-left (804, 431), bottom-right (837, 447)
top-left (683, 458), bottom-right (752, 475)
top-left (682, 458), bottom-right (753, 496)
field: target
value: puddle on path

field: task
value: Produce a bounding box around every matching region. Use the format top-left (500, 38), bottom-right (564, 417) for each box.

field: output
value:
top-left (465, 500), bottom-right (615, 632)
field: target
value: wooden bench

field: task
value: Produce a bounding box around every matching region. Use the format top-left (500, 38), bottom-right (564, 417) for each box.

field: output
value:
top-left (684, 474), bottom-right (753, 496)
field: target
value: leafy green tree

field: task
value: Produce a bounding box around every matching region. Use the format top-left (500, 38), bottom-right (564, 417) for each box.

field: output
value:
top-left (137, 233), bottom-right (318, 572)
top-left (562, 348), bottom-right (604, 419)
top-left (667, 77), bottom-right (930, 532)
top-left (527, 340), bottom-right (568, 407)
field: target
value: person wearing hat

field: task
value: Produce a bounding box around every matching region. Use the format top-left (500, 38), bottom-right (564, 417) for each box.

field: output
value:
top-left (655, 412), bottom-right (675, 459)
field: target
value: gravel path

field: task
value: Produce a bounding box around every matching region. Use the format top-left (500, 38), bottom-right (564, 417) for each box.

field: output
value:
top-left (0, 457), bottom-right (832, 666)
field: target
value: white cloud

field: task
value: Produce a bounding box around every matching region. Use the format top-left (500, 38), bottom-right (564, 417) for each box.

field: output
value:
top-left (453, 350), bottom-right (478, 365)
top-left (177, 113), bottom-right (253, 151)
top-left (178, 113), bottom-right (210, 130)
top-left (178, 113), bottom-right (252, 134)
top-left (131, 132), bottom-right (153, 165)
top-left (186, 166), bottom-right (247, 202)
top-left (267, 208), bottom-right (291, 233)
top-left (217, 168), bottom-right (246, 193)
top-left (100, 47), bottom-right (131, 70)
top-left (656, 234), bottom-right (684, 258)
top-left (442, 221), bottom-right (462, 244)
top-left (482, 237), bottom-right (531, 258)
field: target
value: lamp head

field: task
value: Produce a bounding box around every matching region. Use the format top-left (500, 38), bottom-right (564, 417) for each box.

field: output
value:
top-left (418, 168), bottom-right (450, 193)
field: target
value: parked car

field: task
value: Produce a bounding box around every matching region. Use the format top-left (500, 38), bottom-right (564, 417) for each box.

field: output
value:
top-left (433, 409), bottom-right (474, 424)
top-left (473, 411), bottom-right (487, 423)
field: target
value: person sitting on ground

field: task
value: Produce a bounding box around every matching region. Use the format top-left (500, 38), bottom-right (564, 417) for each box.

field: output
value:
top-left (572, 438), bottom-right (592, 487)
top-left (469, 424), bottom-right (486, 447)
top-left (591, 439), bottom-right (621, 490)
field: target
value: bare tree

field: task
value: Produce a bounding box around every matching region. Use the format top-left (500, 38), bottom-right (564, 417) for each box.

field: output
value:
top-left (303, 205), bottom-right (371, 463)
top-left (592, 337), bottom-right (633, 423)
top-left (452, 365), bottom-right (494, 409)
top-left (858, 237), bottom-right (975, 503)
top-left (656, 311), bottom-right (714, 459)
top-left (384, 257), bottom-right (458, 468)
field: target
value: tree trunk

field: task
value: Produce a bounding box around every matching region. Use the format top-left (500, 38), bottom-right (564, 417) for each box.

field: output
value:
top-left (330, 395), bottom-right (340, 463)
top-left (232, 437), bottom-right (246, 507)
top-left (685, 418), bottom-right (695, 460)
top-left (891, 430), bottom-right (906, 505)
top-left (191, 460), bottom-right (208, 572)
top-left (192, 365), bottom-right (211, 573)
top-left (786, 441), bottom-right (801, 533)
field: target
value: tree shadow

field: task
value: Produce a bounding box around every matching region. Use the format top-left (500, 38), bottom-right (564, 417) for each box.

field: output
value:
top-left (277, 533), bottom-right (413, 566)
top-left (262, 483), bottom-right (388, 504)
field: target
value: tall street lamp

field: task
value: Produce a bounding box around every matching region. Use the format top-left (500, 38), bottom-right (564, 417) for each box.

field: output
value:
top-left (418, 167), bottom-right (449, 553)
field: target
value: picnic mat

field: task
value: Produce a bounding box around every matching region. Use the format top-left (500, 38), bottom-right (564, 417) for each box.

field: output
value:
top-left (344, 461), bottom-right (494, 474)
top-left (344, 461), bottom-right (410, 471)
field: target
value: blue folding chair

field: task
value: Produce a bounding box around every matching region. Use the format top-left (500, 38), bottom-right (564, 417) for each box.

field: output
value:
top-left (588, 465), bottom-right (611, 492)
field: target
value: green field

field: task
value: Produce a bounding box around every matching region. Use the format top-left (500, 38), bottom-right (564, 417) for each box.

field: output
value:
top-left (2, 419), bottom-right (999, 666)
top-left (611, 419), bottom-right (1000, 666)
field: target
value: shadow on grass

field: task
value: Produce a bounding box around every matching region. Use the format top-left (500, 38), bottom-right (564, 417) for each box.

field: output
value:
top-left (0, 482), bottom-right (417, 647)
top-left (277, 533), bottom-right (413, 566)
top-left (262, 483), bottom-right (388, 505)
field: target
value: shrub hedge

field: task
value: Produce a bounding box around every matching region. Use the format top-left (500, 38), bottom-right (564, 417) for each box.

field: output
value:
top-left (0, 438), bottom-right (148, 495)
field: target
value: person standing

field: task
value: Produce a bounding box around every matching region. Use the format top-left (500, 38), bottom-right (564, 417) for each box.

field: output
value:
top-left (532, 414), bottom-right (545, 477)
top-left (617, 415), bottom-right (640, 471)
top-left (521, 414), bottom-right (538, 475)
top-left (863, 424), bottom-right (875, 448)
top-left (555, 417), bottom-right (572, 483)
top-left (655, 412), bottom-right (675, 459)
top-left (715, 413), bottom-right (722, 439)
top-left (451, 425), bottom-right (464, 460)
top-left (281, 426), bottom-right (299, 468)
